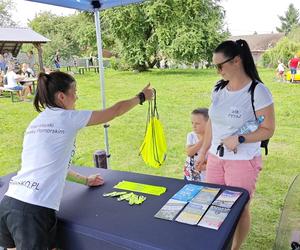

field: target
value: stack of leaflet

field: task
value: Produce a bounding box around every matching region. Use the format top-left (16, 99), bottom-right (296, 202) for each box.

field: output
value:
top-left (175, 187), bottom-right (220, 225)
top-left (198, 190), bottom-right (242, 230)
top-left (154, 184), bottom-right (202, 221)
top-left (155, 184), bottom-right (243, 230)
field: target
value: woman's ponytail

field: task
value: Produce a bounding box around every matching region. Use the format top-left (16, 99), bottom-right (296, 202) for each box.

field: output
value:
top-left (235, 39), bottom-right (262, 82)
top-left (34, 73), bottom-right (50, 112)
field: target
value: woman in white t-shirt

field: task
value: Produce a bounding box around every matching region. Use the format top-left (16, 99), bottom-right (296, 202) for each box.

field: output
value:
top-left (0, 71), bottom-right (153, 250)
top-left (197, 39), bottom-right (275, 250)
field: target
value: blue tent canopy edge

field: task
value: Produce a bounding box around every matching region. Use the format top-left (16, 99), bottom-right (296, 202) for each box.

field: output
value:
top-left (26, 0), bottom-right (145, 12)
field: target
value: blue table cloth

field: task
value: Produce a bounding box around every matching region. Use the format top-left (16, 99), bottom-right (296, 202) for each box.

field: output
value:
top-left (0, 166), bottom-right (249, 250)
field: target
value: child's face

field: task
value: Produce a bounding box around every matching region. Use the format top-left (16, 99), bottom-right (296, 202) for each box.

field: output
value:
top-left (191, 114), bottom-right (207, 134)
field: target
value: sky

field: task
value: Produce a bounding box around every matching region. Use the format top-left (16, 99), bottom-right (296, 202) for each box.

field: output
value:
top-left (11, 0), bottom-right (300, 36)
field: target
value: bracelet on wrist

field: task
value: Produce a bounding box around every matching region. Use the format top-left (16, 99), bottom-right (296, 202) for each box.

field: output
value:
top-left (137, 92), bottom-right (146, 105)
top-left (67, 173), bottom-right (88, 186)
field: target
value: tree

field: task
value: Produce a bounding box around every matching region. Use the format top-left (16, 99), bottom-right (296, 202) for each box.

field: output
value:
top-left (287, 24), bottom-right (300, 42)
top-left (102, 0), bottom-right (228, 71)
top-left (261, 37), bottom-right (300, 67)
top-left (0, 0), bottom-right (16, 27)
top-left (28, 12), bottom-right (92, 66)
top-left (276, 4), bottom-right (300, 35)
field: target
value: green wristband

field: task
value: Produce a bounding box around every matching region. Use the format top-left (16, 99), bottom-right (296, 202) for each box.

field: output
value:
top-left (67, 175), bottom-right (88, 185)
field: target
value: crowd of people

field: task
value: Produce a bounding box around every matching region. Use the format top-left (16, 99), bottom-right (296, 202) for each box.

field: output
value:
top-left (0, 51), bottom-right (36, 101)
top-left (0, 40), bottom-right (278, 250)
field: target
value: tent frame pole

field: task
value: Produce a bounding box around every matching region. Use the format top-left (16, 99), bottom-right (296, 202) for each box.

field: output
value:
top-left (94, 9), bottom-right (110, 168)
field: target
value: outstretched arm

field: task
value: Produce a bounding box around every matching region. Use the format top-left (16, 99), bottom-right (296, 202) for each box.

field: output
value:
top-left (87, 83), bottom-right (153, 126)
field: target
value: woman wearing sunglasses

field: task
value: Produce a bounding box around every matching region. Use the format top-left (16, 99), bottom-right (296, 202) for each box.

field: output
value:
top-left (196, 39), bottom-right (275, 250)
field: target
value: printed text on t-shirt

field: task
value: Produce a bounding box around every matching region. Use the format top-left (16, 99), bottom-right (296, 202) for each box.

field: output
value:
top-left (26, 123), bottom-right (65, 135)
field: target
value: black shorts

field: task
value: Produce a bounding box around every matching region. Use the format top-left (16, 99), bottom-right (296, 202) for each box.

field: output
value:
top-left (0, 196), bottom-right (57, 250)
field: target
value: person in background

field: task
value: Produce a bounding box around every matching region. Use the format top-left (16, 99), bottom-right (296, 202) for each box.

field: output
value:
top-left (0, 71), bottom-right (153, 250)
top-left (288, 54), bottom-right (300, 83)
top-left (4, 62), bottom-right (30, 101)
top-left (54, 50), bottom-right (61, 70)
top-left (89, 53), bottom-right (94, 66)
top-left (0, 55), bottom-right (6, 93)
top-left (21, 63), bottom-right (35, 78)
top-left (183, 108), bottom-right (209, 182)
top-left (20, 63), bottom-right (35, 94)
top-left (27, 50), bottom-right (35, 72)
top-left (275, 60), bottom-right (285, 82)
top-left (3, 52), bottom-right (12, 64)
top-left (196, 39), bottom-right (275, 250)
top-left (0, 54), bottom-right (6, 74)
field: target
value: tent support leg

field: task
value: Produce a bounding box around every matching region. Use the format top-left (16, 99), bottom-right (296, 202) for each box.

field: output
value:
top-left (94, 9), bottom-right (110, 168)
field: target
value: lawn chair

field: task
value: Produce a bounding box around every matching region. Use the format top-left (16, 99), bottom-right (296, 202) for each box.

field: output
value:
top-left (273, 174), bottom-right (300, 250)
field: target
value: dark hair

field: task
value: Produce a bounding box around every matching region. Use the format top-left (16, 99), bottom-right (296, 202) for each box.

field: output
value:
top-left (214, 39), bottom-right (262, 83)
top-left (34, 71), bottom-right (75, 112)
top-left (191, 108), bottom-right (209, 120)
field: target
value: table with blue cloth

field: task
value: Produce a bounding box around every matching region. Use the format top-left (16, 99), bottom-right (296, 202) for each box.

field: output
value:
top-left (0, 166), bottom-right (249, 250)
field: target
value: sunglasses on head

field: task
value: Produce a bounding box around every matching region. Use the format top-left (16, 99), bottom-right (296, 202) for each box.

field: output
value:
top-left (214, 56), bottom-right (235, 71)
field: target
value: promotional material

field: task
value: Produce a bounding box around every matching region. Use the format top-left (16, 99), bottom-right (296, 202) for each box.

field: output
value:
top-left (198, 206), bottom-right (230, 230)
top-left (212, 190), bottom-right (242, 209)
top-left (114, 180), bottom-right (166, 196)
top-left (154, 198), bottom-right (187, 221)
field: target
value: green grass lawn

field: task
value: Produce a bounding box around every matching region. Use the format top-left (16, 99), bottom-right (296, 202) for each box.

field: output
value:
top-left (1, 68), bottom-right (299, 249)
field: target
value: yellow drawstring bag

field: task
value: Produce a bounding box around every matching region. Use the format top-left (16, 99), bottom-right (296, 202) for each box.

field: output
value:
top-left (139, 90), bottom-right (167, 168)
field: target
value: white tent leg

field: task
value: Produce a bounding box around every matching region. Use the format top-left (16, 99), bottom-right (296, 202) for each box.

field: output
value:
top-left (94, 10), bottom-right (110, 168)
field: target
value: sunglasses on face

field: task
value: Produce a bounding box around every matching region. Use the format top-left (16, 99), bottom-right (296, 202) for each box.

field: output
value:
top-left (214, 56), bottom-right (235, 71)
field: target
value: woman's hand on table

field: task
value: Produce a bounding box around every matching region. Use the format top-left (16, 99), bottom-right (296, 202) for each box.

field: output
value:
top-left (87, 174), bottom-right (104, 186)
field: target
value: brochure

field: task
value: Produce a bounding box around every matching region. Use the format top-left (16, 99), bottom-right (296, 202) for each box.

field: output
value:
top-left (175, 202), bottom-right (209, 225)
top-left (198, 205), bottom-right (230, 230)
top-left (212, 190), bottom-right (242, 209)
top-left (171, 184), bottom-right (203, 202)
top-left (154, 198), bottom-right (187, 221)
top-left (191, 187), bottom-right (220, 205)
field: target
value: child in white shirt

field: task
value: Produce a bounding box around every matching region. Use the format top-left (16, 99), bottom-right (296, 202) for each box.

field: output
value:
top-left (276, 60), bottom-right (285, 82)
top-left (183, 108), bottom-right (209, 182)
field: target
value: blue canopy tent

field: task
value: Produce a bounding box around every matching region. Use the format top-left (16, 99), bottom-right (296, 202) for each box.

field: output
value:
top-left (26, 0), bottom-right (145, 168)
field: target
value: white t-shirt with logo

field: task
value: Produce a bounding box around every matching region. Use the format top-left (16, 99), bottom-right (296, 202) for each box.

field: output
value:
top-left (208, 81), bottom-right (273, 160)
top-left (5, 108), bottom-right (92, 210)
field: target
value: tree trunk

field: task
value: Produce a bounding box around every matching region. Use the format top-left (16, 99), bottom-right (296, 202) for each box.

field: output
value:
top-left (148, 58), bottom-right (157, 69)
top-left (33, 43), bottom-right (44, 73)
